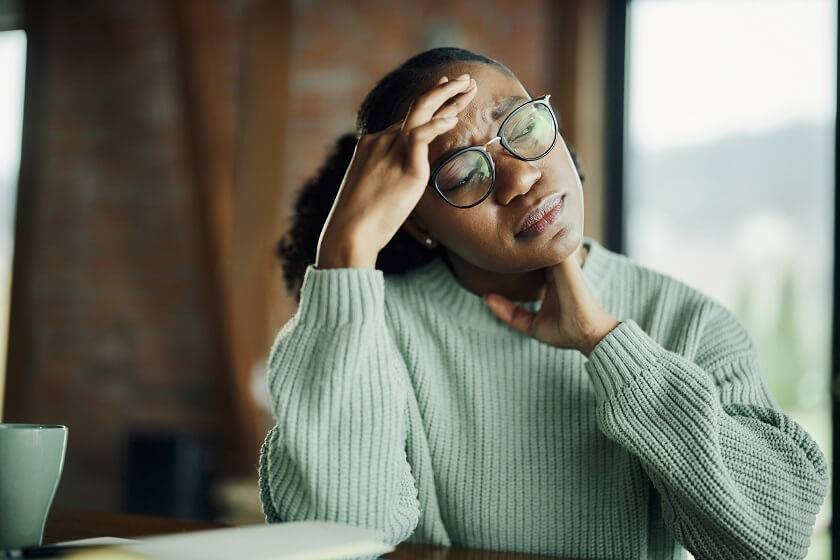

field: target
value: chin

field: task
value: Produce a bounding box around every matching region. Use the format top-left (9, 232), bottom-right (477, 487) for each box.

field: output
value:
top-left (475, 223), bottom-right (584, 273)
top-left (541, 221), bottom-right (582, 257)
top-left (506, 236), bottom-right (582, 273)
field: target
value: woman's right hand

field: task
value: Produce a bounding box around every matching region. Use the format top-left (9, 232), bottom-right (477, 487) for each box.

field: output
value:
top-left (316, 73), bottom-right (478, 269)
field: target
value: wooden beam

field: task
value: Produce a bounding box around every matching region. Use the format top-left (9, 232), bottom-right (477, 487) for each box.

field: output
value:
top-left (171, 0), bottom-right (250, 474)
top-left (547, 0), bottom-right (609, 244)
top-left (231, 0), bottom-right (294, 457)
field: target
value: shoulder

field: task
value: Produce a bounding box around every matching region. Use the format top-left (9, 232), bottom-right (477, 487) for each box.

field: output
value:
top-left (380, 262), bottom-right (437, 329)
top-left (602, 247), bottom-right (755, 367)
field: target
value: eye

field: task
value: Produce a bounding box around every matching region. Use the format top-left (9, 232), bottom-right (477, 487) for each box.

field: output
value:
top-left (437, 151), bottom-right (492, 193)
top-left (444, 167), bottom-right (488, 192)
top-left (510, 117), bottom-right (538, 141)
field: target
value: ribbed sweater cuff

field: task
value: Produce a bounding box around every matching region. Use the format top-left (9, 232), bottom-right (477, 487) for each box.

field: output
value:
top-left (295, 264), bottom-right (385, 327)
top-left (585, 319), bottom-right (666, 402)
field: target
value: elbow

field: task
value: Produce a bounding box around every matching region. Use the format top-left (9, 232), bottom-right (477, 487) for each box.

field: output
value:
top-left (257, 425), bottom-right (421, 546)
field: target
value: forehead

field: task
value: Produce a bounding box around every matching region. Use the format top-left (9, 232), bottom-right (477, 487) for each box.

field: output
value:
top-left (428, 62), bottom-right (530, 160)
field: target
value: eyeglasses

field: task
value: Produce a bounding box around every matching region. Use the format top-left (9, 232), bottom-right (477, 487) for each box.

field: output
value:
top-left (428, 94), bottom-right (559, 209)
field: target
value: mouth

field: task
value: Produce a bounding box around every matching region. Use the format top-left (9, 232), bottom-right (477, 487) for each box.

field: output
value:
top-left (515, 193), bottom-right (566, 238)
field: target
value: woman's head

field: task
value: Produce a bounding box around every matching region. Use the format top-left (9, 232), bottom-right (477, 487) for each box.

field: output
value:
top-left (278, 47), bottom-right (585, 300)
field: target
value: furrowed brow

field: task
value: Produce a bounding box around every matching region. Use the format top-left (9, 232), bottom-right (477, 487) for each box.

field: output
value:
top-left (490, 95), bottom-right (529, 121)
top-left (430, 95), bottom-right (532, 169)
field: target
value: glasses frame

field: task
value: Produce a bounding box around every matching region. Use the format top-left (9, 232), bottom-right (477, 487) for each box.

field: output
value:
top-left (428, 94), bottom-right (560, 209)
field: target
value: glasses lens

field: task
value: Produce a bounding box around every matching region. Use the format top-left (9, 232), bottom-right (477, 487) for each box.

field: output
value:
top-left (500, 102), bottom-right (556, 159)
top-left (434, 149), bottom-right (493, 207)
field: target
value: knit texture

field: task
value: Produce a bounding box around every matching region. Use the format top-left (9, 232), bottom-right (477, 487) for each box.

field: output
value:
top-left (258, 235), bottom-right (829, 559)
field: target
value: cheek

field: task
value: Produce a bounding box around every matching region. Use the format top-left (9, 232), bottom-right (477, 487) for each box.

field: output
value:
top-left (557, 141), bottom-right (583, 187)
top-left (418, 192), bottom-right (501, 250)
top-left (537, 144), bottom-right (584, 210)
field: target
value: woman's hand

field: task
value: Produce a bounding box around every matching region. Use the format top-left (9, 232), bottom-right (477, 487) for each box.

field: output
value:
top-left (316, 74), bottom-right (478, 269)
top-left (483, 241), bottom-right (621, 356)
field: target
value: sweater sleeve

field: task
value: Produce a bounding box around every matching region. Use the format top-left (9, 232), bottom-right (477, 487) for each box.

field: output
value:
top-left (584, 306), bottom-right (829, 560)
top-left (257, 265), bottom-right (420, 547)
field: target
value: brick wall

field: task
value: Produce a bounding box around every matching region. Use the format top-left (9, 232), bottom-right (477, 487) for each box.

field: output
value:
top-left (6, 0), bottom-right (561, 519)
top-left (7, 0), bottom-right (239, 514)
top-left (280, 0), bottom-right (553, 223)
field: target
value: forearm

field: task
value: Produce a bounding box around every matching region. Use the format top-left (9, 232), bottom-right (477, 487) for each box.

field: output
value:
top-left (316, 224), bottom-right (378, 270)
top-left (259, 266), bottom-right (420, 544)
top-left (585, 319), bottom-right (829, 559)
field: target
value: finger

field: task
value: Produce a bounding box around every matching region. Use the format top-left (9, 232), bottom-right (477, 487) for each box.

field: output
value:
top-left (408, 116), bottom-right (458, 146)
top-left (483, 293), bottom-right (535, 334)
top-left (548, 250), bottom-right (588, 300)
top-left (432, 82), bottom-right (478, 120)
top-left (380, 75), bottom-right (451, 134)
top-left (406, 116), bottom-right (459, 170)
top-left (539, 270), bottom-right (561, 311)
top-left (383, 120), bottom-right (403, 134)
top-left (403, 75), bottom-right (475, 132)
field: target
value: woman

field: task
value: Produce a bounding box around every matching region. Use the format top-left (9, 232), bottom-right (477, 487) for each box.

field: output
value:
top-left (258, 47), bottom-right (829, 559)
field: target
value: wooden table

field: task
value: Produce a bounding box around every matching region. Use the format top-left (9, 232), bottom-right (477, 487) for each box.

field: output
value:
top-left (43, 511), bottom-right (564, 559)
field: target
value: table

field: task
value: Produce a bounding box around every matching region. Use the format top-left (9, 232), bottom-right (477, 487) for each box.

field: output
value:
top-left (43, 511), bottom-right (565, 559)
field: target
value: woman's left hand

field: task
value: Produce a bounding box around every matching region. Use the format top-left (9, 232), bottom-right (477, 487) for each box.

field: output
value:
top-left (483, 242), bottom-right (621, 356)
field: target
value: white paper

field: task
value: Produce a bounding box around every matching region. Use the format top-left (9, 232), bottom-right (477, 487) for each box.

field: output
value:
top-left (114, 521), bottom-right (393, 560)
top-left (56, 537), bottom-right (141, 547)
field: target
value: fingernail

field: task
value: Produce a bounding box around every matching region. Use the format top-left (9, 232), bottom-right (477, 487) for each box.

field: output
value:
top-left (438, 76), bottom-right (449, 83)
top-left (466, 78), bottom-right (477, 89)
top-left (455, 73), bottom-right (470, 80)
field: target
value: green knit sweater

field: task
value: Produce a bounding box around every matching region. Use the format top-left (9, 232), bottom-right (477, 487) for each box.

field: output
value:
top-left (258, 236), bottom-right (829, 559)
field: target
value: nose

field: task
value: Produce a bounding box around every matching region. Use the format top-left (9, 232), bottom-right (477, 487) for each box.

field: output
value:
top-left (492, 152), bottom-right (542, 206)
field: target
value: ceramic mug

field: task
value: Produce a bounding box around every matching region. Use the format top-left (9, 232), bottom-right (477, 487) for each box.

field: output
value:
top-left (0, 424), bottom-right (67, 549)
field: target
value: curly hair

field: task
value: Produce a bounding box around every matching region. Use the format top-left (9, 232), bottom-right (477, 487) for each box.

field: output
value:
top-left (277, 47), bottom-right (586, 301)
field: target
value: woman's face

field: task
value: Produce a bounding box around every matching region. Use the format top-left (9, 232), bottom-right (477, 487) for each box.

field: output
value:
top-left (408, 62), bottom-right (585, 273)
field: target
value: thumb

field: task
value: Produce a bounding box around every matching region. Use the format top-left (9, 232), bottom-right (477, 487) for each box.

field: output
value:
top-left (483, 293), bottom-right (535, 334)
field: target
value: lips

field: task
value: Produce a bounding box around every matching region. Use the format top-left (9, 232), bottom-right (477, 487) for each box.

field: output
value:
top-left (515, 193), bottom-right (566, 237)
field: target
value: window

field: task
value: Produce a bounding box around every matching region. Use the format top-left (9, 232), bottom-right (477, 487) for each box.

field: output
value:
top-left (624, 1), bottom-right (836, 558)
top-left (0, 30), bottom-right (26, 419)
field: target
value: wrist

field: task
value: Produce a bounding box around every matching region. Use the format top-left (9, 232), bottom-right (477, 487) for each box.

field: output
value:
top-left (316, 227), bottom-right (378, 269)
top-left (581, 316), bottom-right (621, 357)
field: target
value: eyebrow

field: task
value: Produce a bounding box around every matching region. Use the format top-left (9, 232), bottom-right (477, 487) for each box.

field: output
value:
top-left (490, 95), bottom-right (529, 121)
top-left (432, 95), bottom-right (531, 168)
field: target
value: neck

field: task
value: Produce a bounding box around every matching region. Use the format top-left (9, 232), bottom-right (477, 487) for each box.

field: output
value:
top-left (443, 243), bottom-right (588, 302)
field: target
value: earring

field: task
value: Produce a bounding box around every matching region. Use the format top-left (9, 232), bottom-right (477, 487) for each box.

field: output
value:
top-left (424, 237), bottom-right (434, 247)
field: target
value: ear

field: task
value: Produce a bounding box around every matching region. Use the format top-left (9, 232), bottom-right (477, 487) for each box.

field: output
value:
top-left (401, 213), bottom-right (439, 248)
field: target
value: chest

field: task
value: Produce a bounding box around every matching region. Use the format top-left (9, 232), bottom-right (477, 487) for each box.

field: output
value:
top-left (403, 331), bottom-right (651, 557)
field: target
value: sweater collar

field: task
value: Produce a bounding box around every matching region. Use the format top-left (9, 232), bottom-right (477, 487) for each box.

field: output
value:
top-left (403, 236), bottom-right (616, 327)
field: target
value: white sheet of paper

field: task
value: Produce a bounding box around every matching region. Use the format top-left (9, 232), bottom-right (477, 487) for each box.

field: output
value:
top-left (113, 521), bottom-right (393, 560)
top-left (56, 537), bottom-right (140, 546)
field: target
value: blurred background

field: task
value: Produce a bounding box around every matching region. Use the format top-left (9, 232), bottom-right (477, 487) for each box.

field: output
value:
top-left (0, 0), bottom-right (835, 558)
